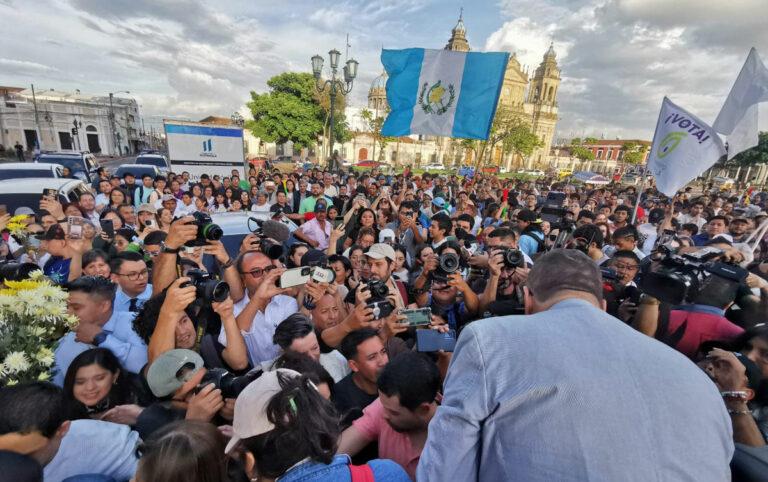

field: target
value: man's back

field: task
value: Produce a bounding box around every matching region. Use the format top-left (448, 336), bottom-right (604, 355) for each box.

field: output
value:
top-left (418, 298), bottom-right (733, 482)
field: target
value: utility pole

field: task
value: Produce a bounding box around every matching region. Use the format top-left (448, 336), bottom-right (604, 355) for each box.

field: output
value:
top-left (31, 84), bottom-right (42, 152)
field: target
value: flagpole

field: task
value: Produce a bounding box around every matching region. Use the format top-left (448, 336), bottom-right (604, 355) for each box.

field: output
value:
top-left (630, 167), bottom-right (646, 225)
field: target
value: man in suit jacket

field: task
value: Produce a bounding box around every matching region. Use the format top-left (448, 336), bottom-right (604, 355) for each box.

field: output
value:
top-left (418, 249), bottom-right (733, 482)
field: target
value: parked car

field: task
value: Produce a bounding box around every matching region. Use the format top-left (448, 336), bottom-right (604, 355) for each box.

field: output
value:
top-left (423, 163), bottom-right (445, 171)
top-left (37, 152), bottom-right (99, 182)
top-left (355, 160), bottom-right (383, 169)
top-left (0, 178), bottom-right (92, 215)
top-left (134, 154), bottom-right (170, 174)
top-left (0, 162), bottom-right (64, 181)
top-left (113, 164), bottom-right (163, 180)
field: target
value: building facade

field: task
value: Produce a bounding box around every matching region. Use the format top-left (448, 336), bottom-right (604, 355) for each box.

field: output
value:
top-left (340, 13), bottom-right (561, 170)
top-left (0, 86), bottom-right (141, 156)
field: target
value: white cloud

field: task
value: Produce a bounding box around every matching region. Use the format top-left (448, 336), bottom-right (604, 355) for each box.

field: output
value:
top-left (0, 58), bottom-right (59, 74)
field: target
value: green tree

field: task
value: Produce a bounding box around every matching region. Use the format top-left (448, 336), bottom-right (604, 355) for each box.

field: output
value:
top-left (570, 137), bottom-right (581, 145)
top-left (570, 146), bottom-right (595, 162)
top-left (462, 107), bottom-right (541, 168)
top-left (246, 72), bottom-right (349, 150)
top-left (361, 108), bottom-right (395, 161)
top-left (732, 132), bottom-right (768, 165)
top-left (621, 141), bottom-right (647, 164)
top-left (584, 137), bottom-right (599, 145)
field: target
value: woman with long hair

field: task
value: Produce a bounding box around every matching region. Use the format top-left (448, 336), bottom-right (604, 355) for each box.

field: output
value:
top-left (63, 348), bottom-right (149, 425)
top-left (228, 370), bottom-right (409, 482)
top-left (108, 188), bottom-right (127, 210)
top-left (156, 207), bottom-right (173, 232)
top-left (224, 187), bottom-right (236, 206)
top-left (203, 185), bottom-right (215, 206)
top-left (344, 208), bottom-right (378, 249)
top-left (391, 244), bottom-right (409, 283)
top-left (239, 190), bottom-right (251, 209)
top-left (210, 192), bottom-right (229, 213)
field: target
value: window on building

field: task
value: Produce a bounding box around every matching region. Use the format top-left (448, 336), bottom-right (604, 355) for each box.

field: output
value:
top-left (58, 132), bottom-right (73, 150)
top-left (606, 149), bottom-right (613, 160)
top-left (596, 149), bottom-right (603, 159)
top-left (617, 151), bottom-right (624, 160)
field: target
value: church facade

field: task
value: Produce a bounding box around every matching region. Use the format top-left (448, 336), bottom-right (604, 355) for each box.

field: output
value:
top-left (343, 14), bottom-right (561, 170)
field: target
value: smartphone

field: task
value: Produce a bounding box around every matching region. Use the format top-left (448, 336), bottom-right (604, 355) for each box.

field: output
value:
top-left (278, 267), bottom-right (311, 288)
top-left (416, 329), bottom-right (457, 352)
top-left (400, 307), bottom-right (432, 327)
top-left (100, 219), bottom-right (115, 238)
top-left (42, 188), bottom-right (57, 199)
top-left (0, 204), bottom-right (6, 216)
top-left (333, 217), bottom-right (345, 229)
top-left (67, 216), bottom-right (86, 239)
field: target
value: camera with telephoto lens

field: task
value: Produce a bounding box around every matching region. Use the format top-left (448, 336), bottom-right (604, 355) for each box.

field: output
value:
top-left (431, 252), bottom-right (461, 282)
top-left (196, 367), bottom-right (261, 399)
top-left (181, 269), bottom-right (230, 303)
top-left (365, 279), bottom-right (395, 320)
top-left (183, 211), bottom-right (223, 247)
top-left (638, 246), bottom-right (747, 306)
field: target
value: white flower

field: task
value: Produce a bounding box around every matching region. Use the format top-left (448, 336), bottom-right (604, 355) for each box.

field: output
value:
top-left (0, 363), bottom-right (7, 378)
top-left (35, 348), bottom-right (55, 367)
top-left (37, 372), bottom-right (50, 381)
top-left (3, 352), bottom-right (30, 374)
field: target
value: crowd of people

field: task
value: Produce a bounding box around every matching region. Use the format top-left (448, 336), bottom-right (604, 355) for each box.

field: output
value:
top-left (2, 159), bottom-right (768, 481)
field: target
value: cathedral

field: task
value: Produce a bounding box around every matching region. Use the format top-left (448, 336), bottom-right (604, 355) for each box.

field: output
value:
top-left (347, 13), bottom-right (561, 169)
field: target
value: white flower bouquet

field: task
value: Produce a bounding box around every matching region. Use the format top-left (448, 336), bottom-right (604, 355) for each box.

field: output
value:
top-left (0, 271), bottom-right (77, 385)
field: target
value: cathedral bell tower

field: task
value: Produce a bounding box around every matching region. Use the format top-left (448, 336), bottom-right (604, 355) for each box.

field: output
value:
top-left (444, 9), bottom-right (470, 52)
top-left (527, 42), bottom-right (560, 106)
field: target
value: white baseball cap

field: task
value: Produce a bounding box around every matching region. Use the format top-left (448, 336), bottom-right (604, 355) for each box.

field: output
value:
top-left (365, 243), bottom-right (396, 261)
top-left (224, 369), bottom-right (301, 454)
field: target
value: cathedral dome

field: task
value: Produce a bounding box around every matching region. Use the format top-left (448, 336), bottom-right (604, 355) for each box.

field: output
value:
top-left (371, 70), bottom-right (388, 91)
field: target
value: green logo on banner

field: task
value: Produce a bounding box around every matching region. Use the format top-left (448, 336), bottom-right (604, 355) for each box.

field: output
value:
top-left (657, 132), bottom-right (686, 159)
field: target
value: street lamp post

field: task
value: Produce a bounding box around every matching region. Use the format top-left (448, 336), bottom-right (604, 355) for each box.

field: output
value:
top-left (108, 91), bottom-right (130, 156)
top-left (71, 118), bottom-right (82, 151)
top-left (311, 49), bottom-right (358, 169)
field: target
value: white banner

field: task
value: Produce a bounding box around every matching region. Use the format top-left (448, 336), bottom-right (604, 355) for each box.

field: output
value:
top-left (164, 122), bottom-right (244, 178)
top-left (647, 97), bottom-right (726, 197)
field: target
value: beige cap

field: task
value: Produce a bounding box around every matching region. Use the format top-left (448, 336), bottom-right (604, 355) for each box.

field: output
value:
top-left (137, 203), bottom-right (156, 214)
top-left (365, 243), bottom-right (396, 261)
top-left (146, 349), bottom-right (203, 397)
top-left (224, 369), bottom-right (301, 454)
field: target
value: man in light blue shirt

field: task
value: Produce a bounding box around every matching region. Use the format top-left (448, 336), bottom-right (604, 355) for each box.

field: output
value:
top-left (418, 249), bottom-right (733, 482)
top-left (109, 251), bottom-right (153, 313)
top-left (53, 276), bottom-right (147, 386)
top-left (0, 383), bottom-right (139, 482)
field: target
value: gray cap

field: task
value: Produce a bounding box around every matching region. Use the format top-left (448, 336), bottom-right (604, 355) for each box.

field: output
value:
top-left (365, 243), bottom-right (396, 261)
top-left (527, 249), bottom-right (603, 302)
top-left (14, 207), bottom-right (35, 216)
top-left (146, 349), bottom-right (204, 397)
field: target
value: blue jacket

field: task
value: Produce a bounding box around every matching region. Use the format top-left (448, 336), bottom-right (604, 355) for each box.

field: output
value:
top-left (279, 455), bottom-right (409, 482)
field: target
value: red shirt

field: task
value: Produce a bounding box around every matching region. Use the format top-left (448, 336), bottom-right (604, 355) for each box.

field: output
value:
top-left (666, 308), bottom-right (744, 358)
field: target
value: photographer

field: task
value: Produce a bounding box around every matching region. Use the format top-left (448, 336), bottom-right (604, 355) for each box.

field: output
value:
top-left (151, 216), bottom-right (243, 302)
top-left (476, 229), bottom-right (530, 316)
top-left (568, 224), bottom-right (609, 265)
top-left (134, 277), bottom-right (248, 371)
top-left (386, 202), bottom-right (426, 262)
top-left (516, 209), bottom-right (545, 257)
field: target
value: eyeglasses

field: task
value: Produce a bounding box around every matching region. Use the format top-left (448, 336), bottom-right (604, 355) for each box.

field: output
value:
top-left (613, 262), bottom-right (639, 271)
top-left (115, 269), bottom-right (149, 281)
top-left (240, 265), bottom-right (277, 277)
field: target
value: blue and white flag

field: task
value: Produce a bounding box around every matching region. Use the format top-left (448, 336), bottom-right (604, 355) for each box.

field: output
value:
top-left (380, 48), bottom-right (509, 140)
top-left (647, 97), bottom-right (726, 197)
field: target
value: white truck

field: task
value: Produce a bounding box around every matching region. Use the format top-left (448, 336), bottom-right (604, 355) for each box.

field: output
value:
top-left (163, 120), bottom-right (246, 179)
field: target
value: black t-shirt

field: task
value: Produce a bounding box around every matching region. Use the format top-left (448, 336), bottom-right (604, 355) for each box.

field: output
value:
top-left (334, 373), bottom-right (377, 427)
top-left (270, 202), bottom-right (293, 214)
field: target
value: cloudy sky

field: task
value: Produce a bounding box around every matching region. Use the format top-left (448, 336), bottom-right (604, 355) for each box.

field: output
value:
top-left (1, 0), bottom-right (765, 140)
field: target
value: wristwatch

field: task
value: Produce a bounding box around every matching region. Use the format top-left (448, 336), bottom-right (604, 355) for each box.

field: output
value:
top-left (220, 258), bottom-right (235, 269)
top-left (161, 242), bottom-right (181, 254)
top-left (93, 331), bottom-right (108, 346)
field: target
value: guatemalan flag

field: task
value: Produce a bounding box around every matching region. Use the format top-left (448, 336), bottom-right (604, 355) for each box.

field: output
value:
top-left (380, 48), bottom-right (509, 140)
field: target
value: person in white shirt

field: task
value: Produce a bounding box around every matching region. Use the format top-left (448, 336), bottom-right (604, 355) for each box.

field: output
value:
top-left (676, 200), bottom-right (707, 231)
top-left (219, 251), bottom-right (298, 366)
top-left (94, 179), bottom-right (113, 211)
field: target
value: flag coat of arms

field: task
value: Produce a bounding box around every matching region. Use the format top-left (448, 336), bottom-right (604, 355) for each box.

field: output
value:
top-left (647, 97), bottom-right (726, 197)
top-left (380, 48), bottom-right (509, 140)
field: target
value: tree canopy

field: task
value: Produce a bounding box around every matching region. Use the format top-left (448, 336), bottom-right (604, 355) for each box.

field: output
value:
top-left (621, 141), bottom-right (648, 164)
top-left (731, 132), bottom-right (768, 165)
top-left (570, 145), bottom-right (595, 161)
top-left (360, 108), bottom-right (395, 161)
top-left (246, 72), bottom-right (350, 150)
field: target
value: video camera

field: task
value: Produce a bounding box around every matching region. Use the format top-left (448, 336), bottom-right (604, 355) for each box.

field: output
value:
top-left (365, 279), bottom-right (395, 320)
top-left (180, 212), bottom-right (223, 247)
top-left (638, 246), bottom-right (748, 305)
top-left (182, 269), bottom-right (230, 303)
top-left (601, 267), bottom-right (641, 315)
top-left (247, 218), bottom-right (284, 260)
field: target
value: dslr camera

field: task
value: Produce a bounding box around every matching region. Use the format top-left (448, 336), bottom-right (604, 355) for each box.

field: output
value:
top-left (491, 247), bottom-right (525, 269)
top-left (639, 246), bottom-right (747, 305)
top-left (432, 252), bottom-right (461, 282)
top-left (183, 212), bottom-right (223, 247)
top-left (182, 269), bottom-right (230, 303)
top-left (365, 279), bottom-right (395, 320)
top-left (196, 367), bottom-right (261, 399)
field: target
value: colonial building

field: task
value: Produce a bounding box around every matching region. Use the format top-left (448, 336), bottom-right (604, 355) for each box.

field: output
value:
top-left (341, 13), bottom-right (561, 170)
top-left (0, 86), bottom-right (141, 156)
